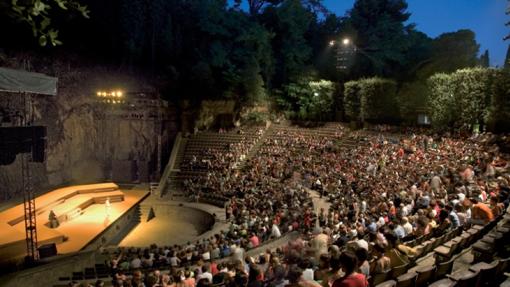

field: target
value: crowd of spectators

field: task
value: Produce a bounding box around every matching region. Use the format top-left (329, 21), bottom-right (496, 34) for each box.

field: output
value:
top-left (96, 125), bottom-right (509, 287)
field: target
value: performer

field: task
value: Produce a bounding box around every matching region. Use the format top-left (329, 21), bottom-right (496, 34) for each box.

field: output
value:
top-left (48, 210), bottom-right (59, 228)
top-left (105, 197), bottom-right (111, 217)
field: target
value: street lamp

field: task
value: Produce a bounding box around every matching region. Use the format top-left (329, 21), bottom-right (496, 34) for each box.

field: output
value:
top-left (342, 38), bottom-right (350, 46)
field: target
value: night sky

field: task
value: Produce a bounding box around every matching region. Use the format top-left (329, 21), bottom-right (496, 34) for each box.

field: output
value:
top-left (323, 0), bottom-right (509, 67)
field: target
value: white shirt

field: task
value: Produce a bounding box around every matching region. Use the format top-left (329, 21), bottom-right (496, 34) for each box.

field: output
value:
top-left (198, 272), bottom-right (213, 283)
top-left (356, 239), bottom-right (369, 251)
top-left (403, 222), bottom-right (413, 236)
top-left (302, 268), bottom-right (314, 281)
top-left (272, 224), bottom-right (281, 238)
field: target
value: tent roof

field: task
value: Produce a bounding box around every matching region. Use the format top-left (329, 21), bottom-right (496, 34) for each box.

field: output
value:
top-left (0, 67), bottom-right (57, 96)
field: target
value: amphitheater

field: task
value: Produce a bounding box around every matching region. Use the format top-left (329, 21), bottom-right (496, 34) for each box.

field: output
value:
top-left (1, 121), bottom-right (510, 287)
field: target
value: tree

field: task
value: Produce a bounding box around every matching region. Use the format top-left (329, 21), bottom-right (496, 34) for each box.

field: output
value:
top-left (261, 0), bottom-right (314, 88)
top-left (454, 68), bottom-right (493, 130)
top-left (487, 69), bottom-right (510, 132)
top-left (278, 74), bottom-right (335, 121)
top-left (505, 44), bottom-right (510, 69)
top-left (233, 0), bottom-right (327, 16)
top-left (427, 73), bottom-right (458, 130)
top-left (418, 30), bottom-right (480, 77)
top-left (343, 78), bottom-right (399, 124)
top-left (345, 0), bottom-right (414, 78)
top-left (505, 0), bottom-right (509, 40)
top-left (427, 68), bottom-right (496, 131)
top-left (344, 80), bottom-right (362, 122)
top-left (479, 50), bottom-right (490, 67)
top-left (2, 0), bottom-right (89, 46)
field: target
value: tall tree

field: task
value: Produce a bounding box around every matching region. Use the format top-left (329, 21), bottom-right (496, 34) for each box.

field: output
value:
top-left (479, 49), bottom-right (490, 67)
top-left (260, 0), bottom-right (314, 88)
top-left (233, 0), bottom-right (327, 16)
top-left (505, 44), bottom-right (510, 69)
top-left (417, 29), bottom-right (480, 77)
top-left (505, 0), bottom-right (509, 40)
top-left (345, 0), bottom-right (414, 77)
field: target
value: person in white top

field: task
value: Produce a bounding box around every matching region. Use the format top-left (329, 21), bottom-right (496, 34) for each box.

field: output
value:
top-left (197, 265), bottom-right (213, 282)
top-left (271, 223), bottom-right (281, 238)
top-left (402, 217), bottom-right (413, 236)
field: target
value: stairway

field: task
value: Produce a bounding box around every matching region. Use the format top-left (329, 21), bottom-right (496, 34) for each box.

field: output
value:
top-left (138, 204), bottom-right (152, 222)
top-left (173, 138), bottom-right (188, 170)
top-left (234, 124), bottom-right (272, 170)
top-left (337, 138), bottom-right (359, 148)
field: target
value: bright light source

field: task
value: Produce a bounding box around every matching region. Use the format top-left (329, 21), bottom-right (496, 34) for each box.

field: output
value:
top-left (314, 92), bottom-right (319, 97)
top-left (329, 40), bottom-right (335, 47)
top-left (96, 91), bottom-right (101, 97)
top-left (116, 91), bottom-right (123, 97)
top-left (342, 38), bottom-right (351, 45)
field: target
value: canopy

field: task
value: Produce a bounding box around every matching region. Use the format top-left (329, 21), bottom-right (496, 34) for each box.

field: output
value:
top-left (0, 67), bottom-right (57, 96)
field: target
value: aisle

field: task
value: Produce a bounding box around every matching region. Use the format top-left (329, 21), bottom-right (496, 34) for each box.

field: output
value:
top-left (306, 187), bottom-right (331, 213)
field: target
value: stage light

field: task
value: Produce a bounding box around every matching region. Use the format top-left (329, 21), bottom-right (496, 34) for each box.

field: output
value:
top-left (116, 91), bottom-right (123, 97)
top-left (96, 91), bottom-right (101, 97)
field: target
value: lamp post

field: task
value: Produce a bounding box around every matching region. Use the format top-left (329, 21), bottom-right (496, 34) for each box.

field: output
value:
top-left (329, 38), bottom-right (356, 71)
top-left (329, 37), bottom-right (379, 71)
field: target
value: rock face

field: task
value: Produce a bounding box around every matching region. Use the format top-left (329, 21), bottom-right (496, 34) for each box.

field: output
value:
top-left (0, 66), bottom-right (177, 201)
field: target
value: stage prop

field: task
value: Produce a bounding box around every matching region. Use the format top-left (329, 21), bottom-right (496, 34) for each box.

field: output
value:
top-left (0, 183), bottom-right (148, 263)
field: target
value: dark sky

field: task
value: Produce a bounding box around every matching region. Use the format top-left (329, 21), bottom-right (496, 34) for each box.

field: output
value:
top-left (323, 0), bottom-right (509, 67)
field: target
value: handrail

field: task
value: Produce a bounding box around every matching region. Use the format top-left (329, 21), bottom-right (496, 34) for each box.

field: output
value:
top-left (156, 132), bottom-right (182, 197)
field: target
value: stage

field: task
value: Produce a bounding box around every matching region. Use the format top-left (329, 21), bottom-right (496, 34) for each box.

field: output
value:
top-left (0, 183), bottom-right (148, 262)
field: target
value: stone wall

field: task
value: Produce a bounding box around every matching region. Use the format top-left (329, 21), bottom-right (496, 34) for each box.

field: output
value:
top-left (0, 63), bottom-right (178, 202)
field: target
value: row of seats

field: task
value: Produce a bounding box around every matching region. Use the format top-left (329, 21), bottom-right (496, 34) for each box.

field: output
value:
top-left (375, 211), bottom-right (510, 286)
top-left (58, 264), bottom-right (109, 282)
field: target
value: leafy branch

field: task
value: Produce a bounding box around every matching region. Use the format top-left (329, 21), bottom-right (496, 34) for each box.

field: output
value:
top-left (10, 0), bottom-right (89, 46)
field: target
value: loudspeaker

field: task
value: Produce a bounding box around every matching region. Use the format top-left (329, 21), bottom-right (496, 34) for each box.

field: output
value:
top-left (38, 243), bottom-right (57, 259)
top-left (0, 126), bottom-right (46, 165)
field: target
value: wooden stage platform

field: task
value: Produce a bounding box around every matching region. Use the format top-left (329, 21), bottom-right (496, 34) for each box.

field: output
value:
top-left (0, 183), bottom-right (148, 262)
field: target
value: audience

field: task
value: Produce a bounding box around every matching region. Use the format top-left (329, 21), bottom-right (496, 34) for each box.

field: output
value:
top-left (88, 124), bottom-right (509, 287)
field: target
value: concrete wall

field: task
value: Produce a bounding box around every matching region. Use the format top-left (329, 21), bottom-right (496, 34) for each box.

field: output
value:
top-left (149, 203), bottom-right (215, 235)
top-left (0, 250), bottom-right (97, 287)
top-left (84, 201), bottom-right (144, 251)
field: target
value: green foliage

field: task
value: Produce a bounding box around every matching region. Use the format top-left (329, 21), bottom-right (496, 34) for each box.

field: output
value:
top-left (398, 81), bottom-right (428, 123)
top-left (479, 50), bottom-right (490, 67)
top-left (454, 68), bottom-right (493, 128)
top-left (261, 0), bottom-right (314, 87)
top-left (427, 68), bottom-right (499, 131)
top-left (278, 75), bottom-right (335, 121)
top-left (427, 73), bottom-right (457, 130)
top-left (8, 0), bottom-right (89, 46)
top-left (487, 69), bottom-right (510, 132)
top-left (418, 30), bottom-right (480, 78)
top-left (343, 78), bottom-right (399, 123)
top-left (343, 81), bottom-right (361, 122)
top-left (233, 0), bottom-right (327, 16)
top-left (241, 111), bottom-right (268, 125)
top-left (346, 0), bottom-right (413, 77)
top-left (505, 45), bottom-right (510, 69)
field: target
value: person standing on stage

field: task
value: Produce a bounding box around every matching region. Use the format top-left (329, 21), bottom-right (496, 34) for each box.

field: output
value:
top-left (105, 197), bottom-right (111, 217)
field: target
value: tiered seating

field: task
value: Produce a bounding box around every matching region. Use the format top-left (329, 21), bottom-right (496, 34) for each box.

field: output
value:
top-left (376, 211), bottom-right (510, 287)
top-left (166, 126), bottom-right (265, 198)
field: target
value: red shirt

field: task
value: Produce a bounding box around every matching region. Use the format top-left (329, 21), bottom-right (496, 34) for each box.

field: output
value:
top-left (332, 273), bottom-right (368, 287)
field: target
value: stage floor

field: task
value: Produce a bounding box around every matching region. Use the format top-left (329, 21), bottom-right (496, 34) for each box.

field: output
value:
top-left (0, 183), bottom-right (148, 262)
